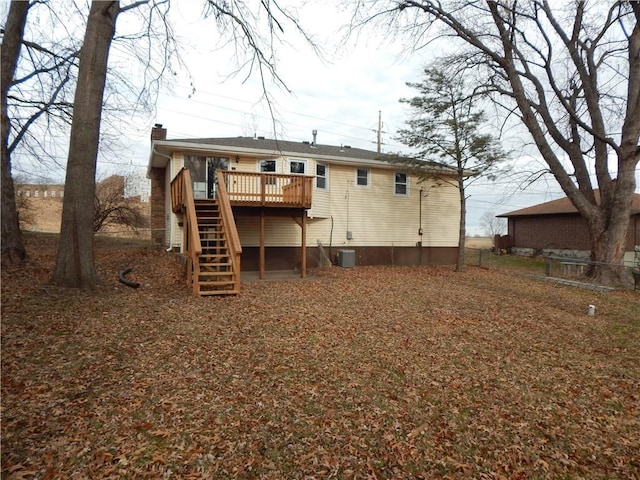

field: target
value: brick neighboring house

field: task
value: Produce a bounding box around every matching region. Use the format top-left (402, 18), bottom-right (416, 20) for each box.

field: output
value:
top-left (497, 192), bottom-right (640, 266)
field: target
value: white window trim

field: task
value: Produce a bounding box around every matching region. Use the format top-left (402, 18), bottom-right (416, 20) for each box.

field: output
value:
top-left (288, 157), bottom-right (307, 175)
top-left (316, 163), bottom-right (328, 190)
top-left (394, 172), bottom-right (409, 196)
top-left (355, 168), bottom-right (370, 188)
top-left (258, 158), bottom-right (278, 173)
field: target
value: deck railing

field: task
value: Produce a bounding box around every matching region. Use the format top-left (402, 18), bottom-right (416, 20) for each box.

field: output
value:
top-left (216, 170), bottom-right (242, 292)
top-left (221, 171), bottom-right (313, 208)
top-left (170, 168), bottom-right (202, 294)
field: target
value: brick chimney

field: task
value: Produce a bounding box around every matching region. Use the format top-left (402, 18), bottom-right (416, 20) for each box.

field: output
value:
top-left (151, 123), bottom-right (167, 142)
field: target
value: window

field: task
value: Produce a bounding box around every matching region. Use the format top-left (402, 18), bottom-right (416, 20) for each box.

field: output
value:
top-left (395, 172), bottom-right (408, 195)
top-left (290, 159), bottom-right (306, 175)
top-left (356, 168), bottom-right (369, 186)
top-left (260, 159), bottom-right (276, 173)
top-left (260, 159), bottom-right (277, 185)
top-left (316, 163), bottom-right (327, 190)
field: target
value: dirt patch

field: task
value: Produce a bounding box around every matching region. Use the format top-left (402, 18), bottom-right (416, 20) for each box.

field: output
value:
top-left (19, 198), bottom-right (63, 233)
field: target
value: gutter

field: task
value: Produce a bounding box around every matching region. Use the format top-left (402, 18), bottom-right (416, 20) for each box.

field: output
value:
top-left (149, 140), bottom-right (457, 176)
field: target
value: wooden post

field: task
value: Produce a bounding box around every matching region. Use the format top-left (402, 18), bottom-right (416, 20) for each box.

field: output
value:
top-left (259, 208), bottom-right (265, 280)
top-left (545, 257), bottom-right (551, 277)
top-left (301, 211), bottom-right (306, 278)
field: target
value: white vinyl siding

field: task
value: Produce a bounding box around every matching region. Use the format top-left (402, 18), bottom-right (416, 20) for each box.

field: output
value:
top-left (168, 153), bottom-right (185, 249)
top-left (308, 165), bottom-right (458, 247)
top-left (236, 216), bottom-right (304, 246)
top-left (235, 163), bottom-right (459, 248)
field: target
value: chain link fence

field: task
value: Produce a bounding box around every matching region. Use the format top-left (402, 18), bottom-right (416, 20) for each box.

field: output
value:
top-left (465, 248), bottom-right (640, 291)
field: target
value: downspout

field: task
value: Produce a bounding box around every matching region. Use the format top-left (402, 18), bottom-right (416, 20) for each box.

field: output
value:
top-left (418, 188), bottom-right (424, 238)
top-left (419, 188), bottom-right (424, 265)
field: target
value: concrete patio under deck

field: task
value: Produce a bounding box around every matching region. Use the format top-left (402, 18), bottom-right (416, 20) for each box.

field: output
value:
top-left (240, 270), bottom-right (317, 283)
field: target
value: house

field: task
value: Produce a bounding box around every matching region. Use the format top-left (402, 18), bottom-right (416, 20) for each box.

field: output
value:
top-left (147, 125), bottom-right (461, 295)
top-left (497, 192), bottom-right (640, 266)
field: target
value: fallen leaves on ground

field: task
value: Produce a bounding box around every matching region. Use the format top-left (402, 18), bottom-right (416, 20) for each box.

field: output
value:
top-left (2, 233), bottom-right (639, 479)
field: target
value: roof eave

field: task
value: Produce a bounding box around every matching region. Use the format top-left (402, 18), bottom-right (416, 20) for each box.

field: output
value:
top-left (147, 140), bottom-right (457, 176)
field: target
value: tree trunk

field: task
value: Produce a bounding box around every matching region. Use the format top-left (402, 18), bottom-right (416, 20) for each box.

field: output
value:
top-left (51, 1), bottom-right (119, 288)
top-left (587, 178), bottom-right (636, 285)
top-left (1, 1), bottom-right (30, 268)
top-left (456, 178), bottom-right (466, 272)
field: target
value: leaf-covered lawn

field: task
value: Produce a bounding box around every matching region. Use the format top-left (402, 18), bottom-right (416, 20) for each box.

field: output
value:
top-left (2, 233), bottom-right (639, 479)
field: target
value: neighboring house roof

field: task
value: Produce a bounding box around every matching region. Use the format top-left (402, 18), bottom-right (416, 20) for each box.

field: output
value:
top-left (148, 136), bottom-right (457, 175)
top-left (498, 191), bottom-right (640, 217)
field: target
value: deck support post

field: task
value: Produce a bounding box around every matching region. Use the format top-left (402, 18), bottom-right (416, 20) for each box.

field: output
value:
top-left (259, 208), bottom-right (265, 280)
top-left (301, 211), bottom-right (306, 278)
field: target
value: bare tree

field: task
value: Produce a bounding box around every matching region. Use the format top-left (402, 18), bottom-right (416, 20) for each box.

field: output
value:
top-left (51, 0), bottom-right (120, 288)
top-left (1, 0), bottom-right (30, 267)
top-left (480, 211), bottom-right (506, 239)
top-left (351, 1), bottom-right (640, 284)
top-left (12, 175), bottom-right (35, 231)
top-left (94, 175), bottom-right (146, 233)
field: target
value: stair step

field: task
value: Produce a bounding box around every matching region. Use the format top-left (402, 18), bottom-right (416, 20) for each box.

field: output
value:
top-left (199, 271), bottom-right (235, 277)
top-left (199, 280), bottom-right (237, 287)
top-left (190, 198), bottom-right (240, 296)
top-left (198, 289), bottom-right (239, 296)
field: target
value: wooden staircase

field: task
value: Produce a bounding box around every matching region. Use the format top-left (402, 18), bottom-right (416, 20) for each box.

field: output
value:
top-left (171, 168), bottom-right (242, 296)
top-left (194, 199), bottom-right (239, 295)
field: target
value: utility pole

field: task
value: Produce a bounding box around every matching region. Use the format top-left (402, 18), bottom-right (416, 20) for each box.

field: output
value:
top-left (377, 110), bottom-right (382, 153)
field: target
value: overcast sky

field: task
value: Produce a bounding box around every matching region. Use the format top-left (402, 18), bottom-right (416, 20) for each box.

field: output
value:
top-left (7, 1), bottom-right (638, 236)
top-left (121, 1), bottom-right (577, 235)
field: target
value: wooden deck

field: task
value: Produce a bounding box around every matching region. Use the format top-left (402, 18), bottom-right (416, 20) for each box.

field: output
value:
top-left (221, 171), bottom-right (313, 209)
top-left (170, 169), bottom-right (312, 294)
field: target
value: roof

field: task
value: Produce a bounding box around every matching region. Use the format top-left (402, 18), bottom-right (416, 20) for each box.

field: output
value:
top-left (498, 191), bottom-right (640, 217)
top-left (168, 136), bottom-right (384, 160)
top-left (148, 136), bottom-right (457, 176)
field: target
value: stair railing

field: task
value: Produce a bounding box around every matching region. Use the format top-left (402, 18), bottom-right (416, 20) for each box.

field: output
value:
top-left (170, 168), bottom-right (202, 294)
top-left (216, 170), bottom-right (242, 292)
